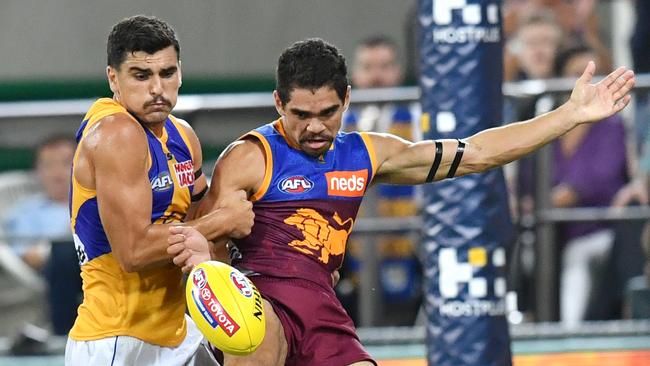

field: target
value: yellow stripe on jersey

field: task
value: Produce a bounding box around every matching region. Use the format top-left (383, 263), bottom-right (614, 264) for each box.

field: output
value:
top-left (170, 116), bottom-right (194, 161)
top-left (360, 132), bottom-right (378, 177)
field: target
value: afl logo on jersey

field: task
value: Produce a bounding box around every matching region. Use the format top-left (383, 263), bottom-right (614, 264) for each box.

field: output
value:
top-left (279, 175), bottom-right (314, 194)
top-left (151, 171), bottom-right (173, 192)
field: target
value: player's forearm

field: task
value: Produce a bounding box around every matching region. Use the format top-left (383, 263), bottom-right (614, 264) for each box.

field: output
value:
top-left (113, 224), bottom-right (176, 272)
top-left (187, 208), bottom-right (232, 242)
top-left (462, 103), bottom-right (577, 173)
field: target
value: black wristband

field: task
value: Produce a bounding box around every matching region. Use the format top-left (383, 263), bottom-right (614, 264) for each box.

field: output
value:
top-left (191, 186), bottom-right (208, 202)
top-left (426, 141), bottom-right (443, 183)
top-left (194, 167), bottom-right (203, 180)
top-left (446, 139), bottom-right (465, 179)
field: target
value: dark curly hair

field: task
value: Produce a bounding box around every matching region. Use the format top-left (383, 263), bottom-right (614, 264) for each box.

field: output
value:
top-left (276, 38), bottom-right (348, 105)
top-left (107, 15), bottom-right (180, 69)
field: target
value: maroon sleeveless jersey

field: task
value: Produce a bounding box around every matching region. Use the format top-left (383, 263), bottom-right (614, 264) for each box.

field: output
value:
top-left (232, 120), bottom-right (377, 287)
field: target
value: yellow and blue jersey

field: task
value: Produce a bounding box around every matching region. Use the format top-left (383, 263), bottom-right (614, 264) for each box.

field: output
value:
top-left (69, 98), bottom-right (195, 346)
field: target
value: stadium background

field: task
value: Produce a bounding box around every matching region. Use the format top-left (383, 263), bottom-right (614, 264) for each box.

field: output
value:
top-left (0, 0), bottom-right (649, 365)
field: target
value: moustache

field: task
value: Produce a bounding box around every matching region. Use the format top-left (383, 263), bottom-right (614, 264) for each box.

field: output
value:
top-left (299, 134), bottom-right (333, 144)
top-left (144, 97), bottom-right (171, 108)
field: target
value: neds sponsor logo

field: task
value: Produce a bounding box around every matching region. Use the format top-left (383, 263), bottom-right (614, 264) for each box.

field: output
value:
top-left (325, 169), bottom-right (368, 197)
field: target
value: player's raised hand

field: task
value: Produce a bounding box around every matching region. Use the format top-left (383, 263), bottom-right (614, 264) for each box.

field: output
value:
top-left (168, 225), bottom-right (211, 273)
top-left (567, 62), bottom-right (635, 124)
top-left (219, 190), bottom-right (254, 239)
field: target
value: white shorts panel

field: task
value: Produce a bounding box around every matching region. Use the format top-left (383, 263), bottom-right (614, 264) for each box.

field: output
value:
top-left (65, 315), bottom-right (203, 366)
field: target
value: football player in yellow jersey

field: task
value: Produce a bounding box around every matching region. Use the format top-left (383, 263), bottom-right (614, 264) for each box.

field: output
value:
top-left (65, 15), bottom-right (253, 366)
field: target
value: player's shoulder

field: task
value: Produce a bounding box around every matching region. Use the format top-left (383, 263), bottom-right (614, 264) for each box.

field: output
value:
top-left (81, 112), bottom-right (147, 153)
top-left (91, 112), bottom-right (144, 137)
top-left (221, 137), bottom-right (266, 165)
top-left (359, 131), bottom-right (406, 145)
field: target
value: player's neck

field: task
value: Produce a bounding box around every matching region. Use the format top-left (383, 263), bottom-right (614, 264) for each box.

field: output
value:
top-left (145, 123), bottom-right (166, 138)
top-left (123, 108), bottom-right (167, 137)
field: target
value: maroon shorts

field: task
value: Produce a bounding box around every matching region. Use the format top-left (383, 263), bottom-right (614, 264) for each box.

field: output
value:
top-left (250, 275), bottom-right (376, 366)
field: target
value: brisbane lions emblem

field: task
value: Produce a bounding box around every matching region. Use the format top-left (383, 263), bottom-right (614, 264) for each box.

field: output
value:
top-left (283, 208), bottom-right (353, 264)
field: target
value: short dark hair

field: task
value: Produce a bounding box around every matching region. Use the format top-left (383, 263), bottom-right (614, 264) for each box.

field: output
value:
top-left (358, 35), bottom-right (397, 51)
top-left (107, 15), bottom-right (180, 69)
top-left (276, 38), bottom-right (348, 105)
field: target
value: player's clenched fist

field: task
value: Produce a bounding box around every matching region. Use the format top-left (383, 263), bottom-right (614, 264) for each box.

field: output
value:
top-left (167, 225), bottom-right (211, 273)
top-left (220, 190), bottom-right (255, 238)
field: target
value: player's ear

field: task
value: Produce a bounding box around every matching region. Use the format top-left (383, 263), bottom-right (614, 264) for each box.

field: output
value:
top-left (107, 66), bottom-right (118, 94)
top-left (178, 60), bottom-right (183, 87)
top-left (273, 90), bottom-right (285, 116)
top-left (343, 85), bottom-right (351, 112)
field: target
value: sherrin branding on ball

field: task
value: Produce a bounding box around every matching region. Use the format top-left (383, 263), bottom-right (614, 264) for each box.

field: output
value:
top-left (186, 261), bottom-right (265, 355)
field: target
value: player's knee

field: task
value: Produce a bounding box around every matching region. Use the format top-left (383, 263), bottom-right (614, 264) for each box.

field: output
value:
top-left (263, 299), bottom-right (287, 365)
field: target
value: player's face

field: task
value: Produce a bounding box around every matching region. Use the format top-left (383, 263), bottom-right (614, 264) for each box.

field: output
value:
top-left (274, 86), bottom-right (350, 157)
top-left (106, 46), bottom-right (181, 125)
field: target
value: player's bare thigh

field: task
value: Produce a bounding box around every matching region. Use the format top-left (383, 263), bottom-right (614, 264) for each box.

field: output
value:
top-left (348, 362), bottom-right (375, 366)
top-left (224, 299), bottom-right (287, 366)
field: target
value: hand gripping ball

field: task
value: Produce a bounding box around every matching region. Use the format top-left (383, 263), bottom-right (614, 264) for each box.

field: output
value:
top-left (186, 261), bottom-right (265, 355)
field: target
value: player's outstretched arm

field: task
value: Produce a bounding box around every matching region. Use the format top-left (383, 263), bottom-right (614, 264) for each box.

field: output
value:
top-left (371, 62), bottom-right (635, 185)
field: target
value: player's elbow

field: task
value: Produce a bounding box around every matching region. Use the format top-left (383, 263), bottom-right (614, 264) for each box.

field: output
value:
top-left (116, 257), bottom-right (139, 273)
top-left (460, 143), bottom-right (503, 174)
top-left (459, 151), bottom-right (495, 174)
top-left (114, 251), bottom-right (145, 273)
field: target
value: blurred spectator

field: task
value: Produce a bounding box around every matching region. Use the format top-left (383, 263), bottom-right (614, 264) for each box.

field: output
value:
top-left (344, 35), bottom-right (405, 132)
top-left (351, 35), bottom-right (402, 89)
top-left (503, 10), bottom-right (562, 132)
top-left (3, 135), bottom-right (82, 339)
top-left (503, 0), bottom-right (598, 40)
top-left (4, 136), bottom-right (74, 269)
top-left (550, 46), bottom-right (629, 328)
top-left (505, 10), bottom-right (562, 83)
top-left (504, 0), bottom-right (611, 82)
top-left (337, 35), bottom-right (422, 326)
